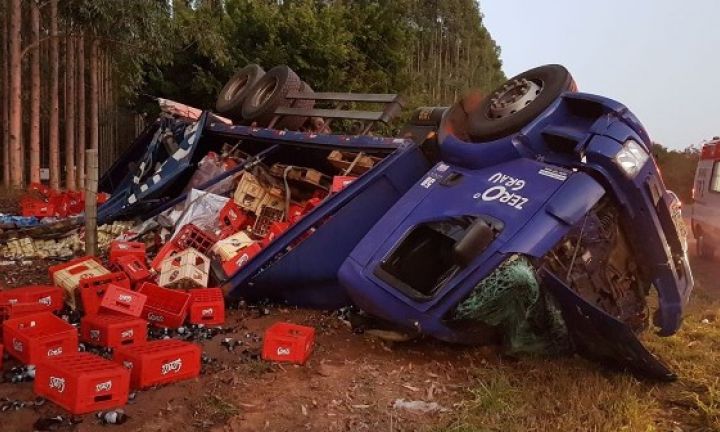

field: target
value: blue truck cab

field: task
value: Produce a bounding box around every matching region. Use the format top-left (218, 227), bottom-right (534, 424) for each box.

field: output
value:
top-left (339, 65), bottom-right (692, 380)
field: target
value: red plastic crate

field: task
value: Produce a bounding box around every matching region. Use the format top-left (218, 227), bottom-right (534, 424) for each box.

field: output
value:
top-left (188, 288), bottom-right (225, 326)
top-left (66, 192), bottom-right (85, 215)
top-left (113, 339), bottom-right (201, 390)
top-left (3, 312), bottom-right (79, 365)
top-left (99, 284), bottom-right (147, 318)
top-left (219, 201), bottom-right (250, 232)
top-left (21, 199), bottom-right (55, 218)
top-left (79, 272), bottom-right (131, 292)
top-left (303, 197), bottom-right (322, 213)
top-left (97, 192), bottom-right (110, 204)
top-left (0, 303), bottom-right (38, 330)
top-left (222, 242), bottom-right (263, 276)
top-left (262, 322), bottom-right (315, 365)
top-left (151, 224), bottom-right (217, 271)
top-left (79, 273), bottom-right (131, 315)
top-left (287, 203), bottom-right (305, 224)
top-left (35, 352), bottom-right (130, 415)
top-left (50, 191), bottom-right (85, 217)
top-left (109, 241), bottom-right (147, 264)
top-left (0, 302), bottom-right (56, 324)
top-left (331, 176), bottom-right (356, 193)
top-left (150, 243), bottom-right (183, 272)
top-left (137, 283), bottom-right (190, 328)
top-left (261, 221), bottom-right (290, 247)
top-left (0, 285), bottom-right (63, 312)
top-left (116, 255), bottom-right (152, 284)
top-left (0, 304), bottom-right (12, 323)
top-left (80, 314), bottom-right (148, 348)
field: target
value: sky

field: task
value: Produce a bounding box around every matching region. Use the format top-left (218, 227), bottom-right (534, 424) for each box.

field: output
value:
top-left (481, 0), bottom-right (720, 150)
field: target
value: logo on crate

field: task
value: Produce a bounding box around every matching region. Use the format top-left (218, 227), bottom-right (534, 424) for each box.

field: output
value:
top-left (90, 329), bottom-right (101, 340)
top-left (117, 294), bottom-right (133, 304)
top-left (7, 298), bottom-right (18, 305)
top-left (38, 296), bottom-right (52, 306)
top-left (147, 312), bottom-right (165, 323)
top-left (49, 376), bottom-right (66, 393)
top-left (122, 360), bottom-right (134, 369)
top-left (95, 380), bottom-right (113, 392)
top-left (160, 358), bottom-right (183, 375)
top-left (235, 254), bottom-right (250, 268)
top-left (201, 308), bottom-right (214, 317)
top-left (12, 338), bottom-right (23, 352)
top-left (47, 346), bottom-right (63, 357)
top-left (276, 347), bottom-right (291, 356)
top-left (121, 329), bottom-right (134, 339)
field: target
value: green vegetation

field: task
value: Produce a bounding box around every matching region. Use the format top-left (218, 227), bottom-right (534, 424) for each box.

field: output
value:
top-left (139, 0), bottom-right (506, 111)
top-left (653, 143), bottom-right (700, 202)
top-left (435, 256), bottom-right (720, 432)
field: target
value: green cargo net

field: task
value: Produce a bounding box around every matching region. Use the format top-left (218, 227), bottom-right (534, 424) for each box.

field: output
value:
top-left (452, 255), bottom-right (569, 355)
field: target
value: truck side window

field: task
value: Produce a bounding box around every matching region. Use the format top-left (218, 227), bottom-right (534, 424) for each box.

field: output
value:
top-left (711, 162), bottom-right (720, 193)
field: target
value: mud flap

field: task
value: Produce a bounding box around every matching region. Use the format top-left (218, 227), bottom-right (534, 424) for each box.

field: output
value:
top-left (541, 269), bottom-right (676, 381)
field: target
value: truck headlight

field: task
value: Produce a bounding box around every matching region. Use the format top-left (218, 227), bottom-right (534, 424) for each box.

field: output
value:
top-left (614, 139), bottom-right (649, 178)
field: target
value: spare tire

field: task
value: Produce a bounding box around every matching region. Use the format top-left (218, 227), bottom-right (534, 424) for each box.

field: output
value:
top-left (241, 65), bottom-right (304, 127)
top-left (215, 64), bottom-right (265, 121)
top-left (466, 64), bottom-right (576, 142)
top-left (276, 81), bottom-right (315, 130)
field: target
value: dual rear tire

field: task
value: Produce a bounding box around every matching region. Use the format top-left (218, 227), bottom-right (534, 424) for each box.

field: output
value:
top-left (215, 64), bottom-right (314, 130)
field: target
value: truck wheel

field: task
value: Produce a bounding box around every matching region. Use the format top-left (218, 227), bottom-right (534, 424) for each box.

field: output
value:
top-left (241, 65), bottom-right (304, 128)
top-left (215, 64), bottom-right (265, 121)
top-left (466, 64), bottom-right (577, 142)
top-left (276, 81), bottom-right (315, 130)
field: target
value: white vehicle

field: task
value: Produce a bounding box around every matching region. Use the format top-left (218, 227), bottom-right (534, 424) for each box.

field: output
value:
top-left (691, 137), bottom-right (720, 257)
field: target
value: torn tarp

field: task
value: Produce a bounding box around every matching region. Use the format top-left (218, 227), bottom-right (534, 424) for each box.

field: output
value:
top-left (162, 189), bottom-right (229, 237)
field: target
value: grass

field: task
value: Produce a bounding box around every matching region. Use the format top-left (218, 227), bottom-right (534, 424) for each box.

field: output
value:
top-left (193, 392), bottom-right (240, 426)
top-left (243, 357), bottom-right (274, 375)
top-left (439, 359), bottom-right (659, 432)
top-left (435, 255), bottom-right (720, 432)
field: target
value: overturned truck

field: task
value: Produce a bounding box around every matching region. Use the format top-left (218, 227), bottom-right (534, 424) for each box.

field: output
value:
top-left (98, 64), bottom-right (693, 380)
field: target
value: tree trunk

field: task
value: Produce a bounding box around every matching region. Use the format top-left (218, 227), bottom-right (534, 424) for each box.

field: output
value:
top-left (29, 0), bottom-right (40, 184)
top-left (8, 0), bottom-right (23, 187)
top-left (64, 35), bottom-right (76, 190)
top-left (76, 33), bottom-right (85, 190)
top-left (84, 148), bottom-right (98, 256)
top-left (89, 39), bottom-right (99, 152)
top-left (49, 0), bottom-right (60, 189)
top-left (2, 2), bottom-right (9, 187)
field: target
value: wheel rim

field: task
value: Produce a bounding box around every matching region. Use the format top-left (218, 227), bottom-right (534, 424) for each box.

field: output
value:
top-left (252, 77), bottom-right (278, 108)
top-left (487, 78), bottom-right (543, 119)
top-left (225, 75), bottom-right (249, 101)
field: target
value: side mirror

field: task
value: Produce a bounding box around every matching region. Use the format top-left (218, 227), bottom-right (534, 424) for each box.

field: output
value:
top-left (452, 219), bottom-right (494, 267)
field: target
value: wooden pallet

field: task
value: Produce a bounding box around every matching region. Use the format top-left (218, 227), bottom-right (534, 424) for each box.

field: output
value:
top-left (327, 151), bottom-right (380, 175)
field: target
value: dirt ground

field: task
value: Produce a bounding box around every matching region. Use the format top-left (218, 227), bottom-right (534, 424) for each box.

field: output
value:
top-left (0, 255), bottom-right (498, 432)
top-left (0, 224), bottom-right (718, 431)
